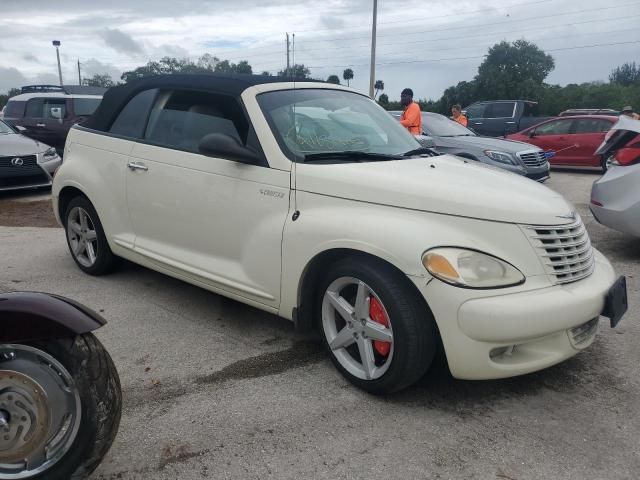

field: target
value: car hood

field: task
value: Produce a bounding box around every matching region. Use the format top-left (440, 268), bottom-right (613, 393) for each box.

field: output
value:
top-left (435, 134), bottom-right (535, 152)
top-left (296, 155), bottom-right (572, 225)
top-left (0, 133), bottom-right (49, 155)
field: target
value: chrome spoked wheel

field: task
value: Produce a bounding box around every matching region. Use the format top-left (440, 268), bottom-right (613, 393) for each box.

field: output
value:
top-left (322, 277), bottom-right (394, 381)
top-left (0, 345), bottom-right (81, 479)
top-left (66, 207), bottom-right (98, 268)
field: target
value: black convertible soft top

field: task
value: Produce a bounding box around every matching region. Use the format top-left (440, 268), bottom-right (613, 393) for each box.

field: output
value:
top-left (83, 73), bottom-right (315, 132)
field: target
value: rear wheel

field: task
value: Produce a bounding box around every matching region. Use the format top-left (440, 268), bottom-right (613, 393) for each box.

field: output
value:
top-left (318, 257), bottom-right (437, 394)
top-left (0, 334), bottom-right (121, 479)
top-left (64, 196), bottom-right (119, 275)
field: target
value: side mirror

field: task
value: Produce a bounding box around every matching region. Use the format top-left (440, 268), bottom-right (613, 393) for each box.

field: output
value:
top-left (50, 107), bottom-right (62, 120)
top-left (198, 133), bottom-right (260, 164)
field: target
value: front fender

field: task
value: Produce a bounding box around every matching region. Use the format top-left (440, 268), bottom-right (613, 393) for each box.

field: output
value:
top-left (0, 292), bottom-right (106, 343)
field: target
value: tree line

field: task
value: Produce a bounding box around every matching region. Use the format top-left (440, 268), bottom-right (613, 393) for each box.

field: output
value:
top-left (378, 40), bottom-right (639, 116)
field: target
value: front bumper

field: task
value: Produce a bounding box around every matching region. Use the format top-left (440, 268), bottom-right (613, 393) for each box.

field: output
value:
top-left (410, 248), bottom-right (617, 380)
top-left (0, 155), bottom-right (61, 192)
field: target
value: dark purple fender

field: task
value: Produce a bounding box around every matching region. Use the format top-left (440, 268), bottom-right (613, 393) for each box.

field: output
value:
top-left (0, 292), bottom-right (106, 343)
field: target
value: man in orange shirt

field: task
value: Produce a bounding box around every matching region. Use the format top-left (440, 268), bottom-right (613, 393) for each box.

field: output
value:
top-left (451, 104), bottom-right (468, 127)
top-left (400, 88), bottom-right (422, 135)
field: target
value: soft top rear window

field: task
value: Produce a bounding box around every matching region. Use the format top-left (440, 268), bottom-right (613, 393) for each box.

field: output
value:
top-left (73, 98), bottom-right (102, 116)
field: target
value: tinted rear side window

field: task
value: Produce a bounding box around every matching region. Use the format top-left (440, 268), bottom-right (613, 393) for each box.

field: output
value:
top-left (4, 101), bottom-right (26, 118)
top-left (109, 89), bottom-right (158, 139)
top-left (573, 119), bottom-right (613, 134)
top-left (73, 98), bottom-right (102, 116)
top-left (486, 102), bottom-right (516, 118)
top-left (25, 98), bottom-right (67, 119)
top-left (465, 103), bottom-right (486, 119)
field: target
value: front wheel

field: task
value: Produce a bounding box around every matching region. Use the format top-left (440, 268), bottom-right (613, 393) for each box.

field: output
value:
top-left (0, 334), bottom-right (122, 479)
top-left (318, 257), bottom-right (437, 394)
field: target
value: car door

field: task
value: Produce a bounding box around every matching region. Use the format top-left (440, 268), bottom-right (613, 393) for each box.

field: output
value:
top-left (529, 118), bottom-right (574, 165)
top-left (125, 88), bottom-right (290, 308)
top-left (23, 97), bottom-right (68, 148)
top-left (569, 118), bottom-right (614, 167)
top-left (465, 103), bottom-right (488, 135)
top-left (481, 102), bottom-right (517, 137)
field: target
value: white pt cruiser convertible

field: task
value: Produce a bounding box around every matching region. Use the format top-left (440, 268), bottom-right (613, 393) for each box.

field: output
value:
top-left (52, 75), bottom-right (628, 393)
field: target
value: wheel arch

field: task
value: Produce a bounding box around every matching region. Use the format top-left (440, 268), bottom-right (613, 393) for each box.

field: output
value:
top-left (293, 248), bottom-right (435, 334)
top-left (0, 292), bottom-right (106, 343)
top-left (58, 185), bottom-right (90, 225)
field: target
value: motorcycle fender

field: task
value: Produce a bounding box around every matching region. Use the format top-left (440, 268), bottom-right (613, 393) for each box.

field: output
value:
top-left (0, 292), bottom-right (106, 343)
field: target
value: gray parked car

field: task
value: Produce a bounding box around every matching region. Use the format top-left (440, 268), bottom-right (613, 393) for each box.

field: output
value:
top-left (390, 111), bottom-right (550, 182)
top-left (0, 119), bottom-right (61, 191)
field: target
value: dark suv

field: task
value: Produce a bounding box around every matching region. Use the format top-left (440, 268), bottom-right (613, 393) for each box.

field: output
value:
top-left (3, 85), bottom-right (105, 152)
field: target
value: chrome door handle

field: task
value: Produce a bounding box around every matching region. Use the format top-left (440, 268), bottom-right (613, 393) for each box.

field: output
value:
top-left (473, 122), bottom-right (483, 125)
top-left (36, 123), bottom-right (46, 127)
top-left (127, 161), bottom-right (148, 171)
top-left (505, 121), bottom-right (516, 124)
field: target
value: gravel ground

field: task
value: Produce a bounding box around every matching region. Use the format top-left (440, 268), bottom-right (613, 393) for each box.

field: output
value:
top-left (0, 171), bottom-right (638, 480)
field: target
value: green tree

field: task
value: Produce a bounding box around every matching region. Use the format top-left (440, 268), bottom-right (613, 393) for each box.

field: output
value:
top-left (610, 62), bottom-right (640, 86)
top-left (261, 71), bottom-right (272, 76)
top-left (378, 93), bottom-right (389, 108)
top-left (82, 73), bottom-right (115, 88)
top-left (8, 88), bottom-right (20, 98)
top-left (475, 40), bottom-right (554, 100)
top-left (277, 64), bottom-right (311, 80)
top-left (326, 74), bottom-right (340, 84)
top-left (121, 55), bottom-right (253, 82)
top-left (343, 68), bottom-right (354, 86)
top-left (374, 79), bottom-right (384, 98)
top-left (214, 59), bottom-right (252, 74)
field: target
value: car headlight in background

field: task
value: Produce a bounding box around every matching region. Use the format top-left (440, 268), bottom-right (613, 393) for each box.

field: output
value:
top-left (40, 147), bottom-right (59, 163)
top-left (484, 150), bottom-right (516, 165)
top-left (422, 247), bottom-right (525, 288)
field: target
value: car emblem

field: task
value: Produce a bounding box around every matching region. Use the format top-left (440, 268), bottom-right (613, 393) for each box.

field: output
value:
top-left (11, 157), bottom-right (24, 166)
top-left (557, 211), bottom-right (577, 221)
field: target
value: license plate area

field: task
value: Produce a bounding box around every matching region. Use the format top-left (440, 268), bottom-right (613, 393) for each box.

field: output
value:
top-left (602, 276), bottom-right (628, 328)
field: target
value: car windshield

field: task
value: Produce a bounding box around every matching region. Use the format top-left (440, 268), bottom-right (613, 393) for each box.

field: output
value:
top-left (257, 89), bottom-right (421, 162)
top-left (0, 120), bottom-right (14, 135)
top-left (72, 98), bottom-right (102, 116)
top-left (423, 113), bottom-right (475, 137)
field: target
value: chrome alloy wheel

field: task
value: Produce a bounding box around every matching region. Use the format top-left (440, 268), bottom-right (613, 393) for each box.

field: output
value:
top-left (0, 345), bottom-right (81, 479)
top-left (66, 206), bottom-right (98, 268)
top-left (322, 277), bottom-right (394, 380)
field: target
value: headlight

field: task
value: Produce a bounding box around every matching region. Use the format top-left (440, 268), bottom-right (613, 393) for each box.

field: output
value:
top-left (484, 150), bottom-right (515, 165)
top-left (41, 147), bottom-right (59, 162)
top-left (422, 247), bottom-right (525, 289)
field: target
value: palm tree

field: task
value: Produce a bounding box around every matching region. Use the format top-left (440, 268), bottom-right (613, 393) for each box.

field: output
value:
top-left (343, 68), bottom-right (354, 87)
top-left (374, 80), bottom-right (384, 98)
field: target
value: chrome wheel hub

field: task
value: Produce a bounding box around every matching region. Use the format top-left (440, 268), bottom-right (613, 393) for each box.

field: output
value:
top-left (322, 277), bottom-right (394, 381)
top-left (67, 206), bottom-right (98, 268)
top-left (0, 345), bottom-right (81, 479)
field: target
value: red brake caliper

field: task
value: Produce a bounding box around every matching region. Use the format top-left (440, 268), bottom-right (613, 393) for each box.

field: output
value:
top-left (369, 297), bottom-right (391, 356)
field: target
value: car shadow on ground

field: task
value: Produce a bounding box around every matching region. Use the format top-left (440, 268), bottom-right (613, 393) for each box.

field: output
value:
top-left (114, 261), bottom-right (627, 412)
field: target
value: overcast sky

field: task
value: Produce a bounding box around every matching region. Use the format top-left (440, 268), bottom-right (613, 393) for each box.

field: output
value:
top-left (0, 0), bottom-right (638, 100)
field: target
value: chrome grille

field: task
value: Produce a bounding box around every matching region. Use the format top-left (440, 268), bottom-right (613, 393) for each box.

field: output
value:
top-left (517, 150), bottom-right (547, 167)
top-left (524, 217), bottom-right (595, 284)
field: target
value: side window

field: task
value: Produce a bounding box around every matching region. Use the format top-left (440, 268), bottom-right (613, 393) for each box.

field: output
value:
top-left (522, 102), bottom-right (539, 117)
top-left (486, 102), bottom-right (516, 118)
top-left (109, 89), bottom-right (158, 139)
top-left (144, 89), bottom-right (248, 155)
top-left (465, 103), bottom-right (486, 119)
top-left (25, 98), bottom-right (45, 118)
top-left (535, 119), bottom-right (573, 135)
top-left (43, 98), bottom-right (67, 119)
top-left (4, 100), bottom-right (26, 118)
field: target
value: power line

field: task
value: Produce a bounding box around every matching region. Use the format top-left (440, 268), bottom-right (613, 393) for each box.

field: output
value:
top-left (297, 1), bottom-right (640, 44)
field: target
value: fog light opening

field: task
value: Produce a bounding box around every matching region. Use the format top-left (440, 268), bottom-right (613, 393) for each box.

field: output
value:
top-left (490, 345), bottom-right (515, 359)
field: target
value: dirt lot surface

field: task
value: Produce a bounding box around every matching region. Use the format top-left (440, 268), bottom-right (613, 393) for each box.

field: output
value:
top-left (0, 171), bottom-right (638, 480)
top-left (0, 190), bottom-right (58, 227)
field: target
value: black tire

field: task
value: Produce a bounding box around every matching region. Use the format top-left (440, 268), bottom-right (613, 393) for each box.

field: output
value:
top-left (317, 256), bottom-right (437, 394)
top-left (23, 334), bottom-right (122, 480)
top-left (64, 196), bottom-right (119, 275)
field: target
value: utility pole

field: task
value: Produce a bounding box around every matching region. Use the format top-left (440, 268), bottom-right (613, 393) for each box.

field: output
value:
top-left (368, 0), bottom-right (378, 98)
top-left (52, 40), bottom-right (63, 87)
top-left (77, 59), bottom-right (82, 85)
top-left (286, 33), bottom-right (291, 76)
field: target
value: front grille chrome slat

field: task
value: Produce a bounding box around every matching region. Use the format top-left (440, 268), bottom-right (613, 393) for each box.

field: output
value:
top-left (517, 150), bottom-right (548, 167)
top-left (523, 216), bottom-right (595, 285)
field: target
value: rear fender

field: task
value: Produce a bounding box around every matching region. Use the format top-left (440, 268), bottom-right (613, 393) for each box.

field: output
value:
top-left (0, 292), bottom-right (106, 343)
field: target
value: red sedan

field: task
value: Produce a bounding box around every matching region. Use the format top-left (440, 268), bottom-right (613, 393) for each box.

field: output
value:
top-left (507, 115), bottom-right (618, 172)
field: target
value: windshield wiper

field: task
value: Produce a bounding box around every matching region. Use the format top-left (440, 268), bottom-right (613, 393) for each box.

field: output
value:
top-left (402, 147), bottom-right (438, 157)
top-left (303, 151), bottom-right (404, 162)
